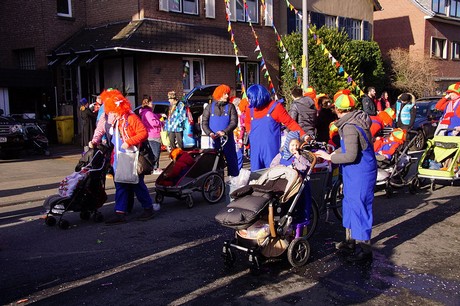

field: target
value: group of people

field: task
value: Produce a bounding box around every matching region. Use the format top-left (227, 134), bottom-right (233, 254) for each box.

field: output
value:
top-left (77, 81), bottom-right (460, 264)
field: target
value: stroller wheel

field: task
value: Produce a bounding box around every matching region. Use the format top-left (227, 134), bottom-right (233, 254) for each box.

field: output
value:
top-left (430, 180), bottom-right (436, 191)
top-left (58, 219), bottom-right (70, 230)
top-left (409, 176), bottom-right (420, 194)
top-left (223, 247), bottom-right (236, 268)
top-left (287, 238), bottom-right (310, 268)
top-left (155, 193), bottom-right (164, 204)
top-left (185, 195), bottom-right (194, 208)
top-left (80, 211), bottom-right (91, 220)
top-left (93, 211), bottom-right (104, 222)
top-left (202, 173), bottom-right (225, 204)
top-left (45, 216), bottom-right (56, 227)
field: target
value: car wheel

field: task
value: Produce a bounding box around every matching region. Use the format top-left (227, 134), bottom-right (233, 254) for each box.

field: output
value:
top-left (411, 131), bottom-right (425, 151)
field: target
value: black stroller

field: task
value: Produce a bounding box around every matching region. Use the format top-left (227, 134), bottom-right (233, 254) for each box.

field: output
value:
top-left (43, 145), bottom-right (109, 229)
top-left (375, 129), bottom-right (420, 197)
top-left (154, 137), bottom-right (227, 208)
top-left (215, 149), bottom-right (317, 273)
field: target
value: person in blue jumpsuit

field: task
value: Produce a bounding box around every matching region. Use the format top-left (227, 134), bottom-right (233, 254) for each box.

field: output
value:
top-left (315, 90), bottom-right (377, 262)
top-left (201, 84), bottom-right (239, 177)
top-left (244, 84), bottom-right (310, 171)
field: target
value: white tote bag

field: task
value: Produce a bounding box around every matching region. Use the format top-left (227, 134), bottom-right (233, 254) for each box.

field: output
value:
top-left (113, 124), bottom-right (139, 184)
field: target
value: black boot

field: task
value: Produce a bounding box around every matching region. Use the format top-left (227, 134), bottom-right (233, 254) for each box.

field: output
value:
top-left (335, 240), bottom-right (355, 254)
top-left (346, 243), bottom-right (372, 262)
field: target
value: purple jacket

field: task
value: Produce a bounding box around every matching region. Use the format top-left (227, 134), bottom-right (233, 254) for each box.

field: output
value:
top-left (140, 107), bottom-right (163, 139)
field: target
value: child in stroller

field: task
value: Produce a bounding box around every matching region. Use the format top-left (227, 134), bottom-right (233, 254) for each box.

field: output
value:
top-left (154, 137), bottom-right (228, 208)
top-left (43, 145), bottom-right (109, 229)
top-left (374, 128), bottom-right (419, 196)
top-left (215, 137), bottom-right (317, 272)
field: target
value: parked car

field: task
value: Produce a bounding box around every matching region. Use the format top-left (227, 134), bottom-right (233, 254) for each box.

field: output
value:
top-left (0, 109), bottom-right (25, 158)
top-left (410, 96), bottom-right (443, 150)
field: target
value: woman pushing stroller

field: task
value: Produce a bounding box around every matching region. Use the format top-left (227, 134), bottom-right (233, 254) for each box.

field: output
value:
top-left (315, 90), bottom-right (377, 262)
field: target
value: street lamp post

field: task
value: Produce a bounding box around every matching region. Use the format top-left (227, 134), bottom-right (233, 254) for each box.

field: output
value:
top-left (302, 0), bottom-right (308, 90)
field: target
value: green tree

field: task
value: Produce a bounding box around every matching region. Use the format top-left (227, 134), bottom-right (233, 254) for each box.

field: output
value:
top-left (279, 26), bottom-right (385, 108)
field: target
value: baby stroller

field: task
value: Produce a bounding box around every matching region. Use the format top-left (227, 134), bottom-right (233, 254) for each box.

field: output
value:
top-left (43, 145), bottom-right (109, 229)
top-left (416, 129), bottom-right (460, 191)
top-left (215, 150), bottom-right (317, 273)
top-left (154, 137), bottom-right (228, 208)
top-left (375, 129), bottom-right (420, 196)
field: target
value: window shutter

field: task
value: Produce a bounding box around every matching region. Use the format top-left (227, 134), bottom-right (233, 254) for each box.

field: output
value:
top-left (264, 0), bottom-right (273, 26)
top-left (229, 0), bottom-right (236, 21)
top-left (159, 0), bottom-right (169, 12)
top-left (206, 0), bottom-right (215, 18)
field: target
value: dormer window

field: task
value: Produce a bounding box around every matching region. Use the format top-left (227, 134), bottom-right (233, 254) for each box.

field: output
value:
top-left (57, 0), bottom-right (72, 17)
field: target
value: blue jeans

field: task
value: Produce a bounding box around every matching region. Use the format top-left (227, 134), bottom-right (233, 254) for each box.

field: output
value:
top-left (148, 139), bottom-right (162, 169)
top-left (114, 175), bottom-right (152, 213)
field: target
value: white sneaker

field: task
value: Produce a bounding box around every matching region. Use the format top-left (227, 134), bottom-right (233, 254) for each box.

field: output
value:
top-left (153, 169), bottom-right (163, 175)
top-left (152, 203), bottom-right (161, 211)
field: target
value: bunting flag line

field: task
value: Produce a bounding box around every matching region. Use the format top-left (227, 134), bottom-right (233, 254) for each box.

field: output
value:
top-left (242, 0), bottom-right (278, 99)
top-left (260, 0), bottom-right (302, 87)
top-left (224, 0), bottom-right (247, 99)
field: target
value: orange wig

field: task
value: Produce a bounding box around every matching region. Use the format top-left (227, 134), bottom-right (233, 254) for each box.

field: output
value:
top-left (101, 89), bottom-right (132, 116)
top-left (212, 84), bottom-right (231, 101)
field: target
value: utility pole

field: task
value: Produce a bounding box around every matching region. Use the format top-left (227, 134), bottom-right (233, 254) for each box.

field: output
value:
top-left (302, 0), bottom-right (308, 90)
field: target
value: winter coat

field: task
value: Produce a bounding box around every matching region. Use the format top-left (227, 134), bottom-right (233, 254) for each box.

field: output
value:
top-left (288, 96), bottom-right (317, 136)
top-left (331, 110), bottom-right (373, 164)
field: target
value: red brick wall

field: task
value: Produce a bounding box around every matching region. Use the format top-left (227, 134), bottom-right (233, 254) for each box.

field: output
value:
top-left (0, 1), bottom-right (87, 69)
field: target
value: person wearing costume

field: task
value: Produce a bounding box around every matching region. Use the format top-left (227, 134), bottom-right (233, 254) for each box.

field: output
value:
top-left (315, 90), bottom-right (377, 262)
top-left (435, 82), bottom-right (460, 136)
top-left (374, 128), bottom-right (406, 160)
top-left (230, 97), bottom-right (248, 172)
top-left (244, 84), bottom-right (310, 171)
top-left (316, 94), bottom-right (337, 143)
top-left (90, 89), bottom-right (154, 224)
top-left (201, 84), bottom-right (239, 177)
top-left (157, 148), bottom-right (195, 186)
top-left (165, 91), bottom-right (187, 149)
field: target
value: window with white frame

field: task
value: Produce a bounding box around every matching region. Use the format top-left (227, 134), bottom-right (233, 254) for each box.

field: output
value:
top-left (432, 37), bottom-right (448, 59)
top-left (236, 62), bottom-right (260, 93)
top-left (325, 15), bottom-right (336, 28)
top-left (450, 0), bottom-right (460, 17)
top-left (235, 0), bottom-right (258, 23)
top-left (60, 66), bottom-right (73, 103)
top-left (182, 59), bottom-right (204, 91)
top-left (338, 17), bottom-right (361, 40)
top-left (161, 0), bottom-right (198, 14)
top-left (15, 48), bottom-right (36, 70)
top-left (452, 41), bottom-right (460, 60)
top-left (432, 0), bottom-right (446, 14)
top-left (57, 0), bottom-right (72, 17)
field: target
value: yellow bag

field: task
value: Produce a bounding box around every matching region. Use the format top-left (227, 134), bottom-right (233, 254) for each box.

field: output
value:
top-left (160, 130), bottom-right (170, 147)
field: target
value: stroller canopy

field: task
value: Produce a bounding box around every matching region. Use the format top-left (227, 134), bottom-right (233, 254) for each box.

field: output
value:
top-left (254, 166), bottom-right (302, 203)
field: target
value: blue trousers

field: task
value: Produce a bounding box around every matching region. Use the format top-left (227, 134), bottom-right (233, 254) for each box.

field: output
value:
top-left (148, 139), bottom-right (162, 169)
top-left (114, 176), bottom-right (152, 213)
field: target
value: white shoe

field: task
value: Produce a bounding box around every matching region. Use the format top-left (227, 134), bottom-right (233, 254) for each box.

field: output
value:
top-left (153, 169), bottom-right (163, 175)
top-left (152, 203), bottom-right (161, 211)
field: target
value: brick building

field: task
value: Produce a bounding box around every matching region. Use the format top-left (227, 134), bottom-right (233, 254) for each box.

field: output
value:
top-left (374, 0), bottom-right (460, 94)
top-left (0, 0), bottom-right (280, 118)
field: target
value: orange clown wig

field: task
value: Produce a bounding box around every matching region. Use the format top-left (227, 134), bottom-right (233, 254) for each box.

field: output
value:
top-left (212, 84), bottom-right (231, 101)
top-left (100, 88), bottom-right (132, 116)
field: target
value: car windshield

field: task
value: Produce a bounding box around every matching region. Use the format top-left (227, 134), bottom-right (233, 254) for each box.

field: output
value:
top-left (415, 103), bottom-right (430, 117)
top-left (186, 87), bottom-right (216, 103)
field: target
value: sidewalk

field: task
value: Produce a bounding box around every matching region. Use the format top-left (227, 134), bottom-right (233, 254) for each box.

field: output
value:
top-left (0, 144), bottom-right (165, 207)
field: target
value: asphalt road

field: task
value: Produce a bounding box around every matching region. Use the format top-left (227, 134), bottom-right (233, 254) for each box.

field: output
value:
top-left (0, 145), bottom-right (459, 305)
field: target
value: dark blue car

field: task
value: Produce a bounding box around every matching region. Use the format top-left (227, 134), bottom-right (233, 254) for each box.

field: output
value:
top-left (410, 97), bottom-right (443, 150)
